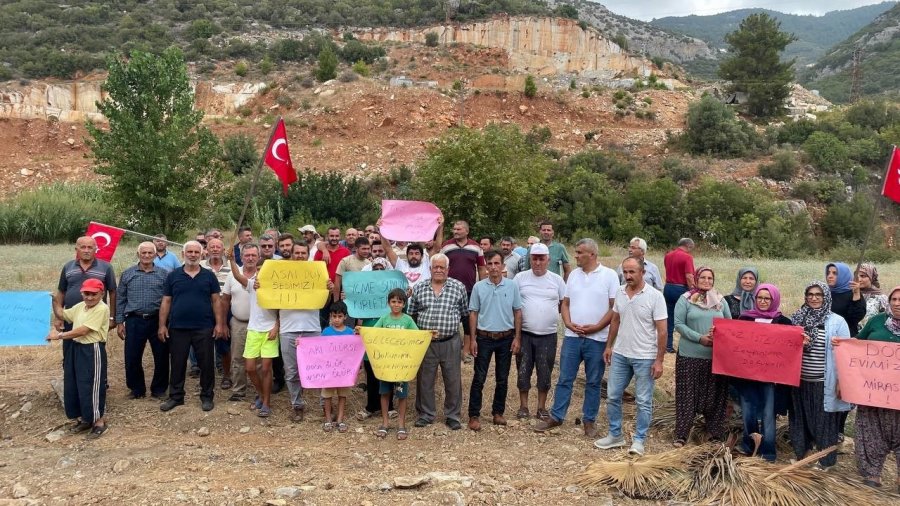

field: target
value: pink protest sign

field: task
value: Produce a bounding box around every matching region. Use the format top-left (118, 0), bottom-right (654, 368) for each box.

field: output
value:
top-left (296, 334), bottom-right (365, 389)
top-left (834, 339), bottom-right (900, 410)
top-left (711, 318), bottom-right (804, 386)
top-left (379, 200), bottom-right (441, 242)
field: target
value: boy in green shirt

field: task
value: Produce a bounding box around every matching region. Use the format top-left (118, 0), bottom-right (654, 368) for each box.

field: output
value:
top-left (371, 288), bottom-right (418, 440)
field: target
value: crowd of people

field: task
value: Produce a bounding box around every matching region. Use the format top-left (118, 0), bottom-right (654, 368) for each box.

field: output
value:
top-left (48, 220), bottom-right (900, 492)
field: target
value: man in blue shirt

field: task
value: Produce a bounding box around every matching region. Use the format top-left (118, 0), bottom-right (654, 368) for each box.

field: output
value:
top-left (466, 250), bottom-right (523, 431)
top-left (153, 234), bottom-right (182, 271)
top-left (158, 241), bottom-right (227, 412)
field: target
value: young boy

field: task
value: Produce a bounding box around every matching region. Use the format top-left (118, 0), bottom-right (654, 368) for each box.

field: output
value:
top-left (321, 301), bottom-right (353, 432)
top-left (370, 288), bottom-right (420, 440)
top-left (48, 278), bottom-right (109, 439)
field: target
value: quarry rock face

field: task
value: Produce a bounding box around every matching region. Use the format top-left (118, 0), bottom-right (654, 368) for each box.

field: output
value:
top-left (0, 80), bottom-right (264, 122)
top-left (358, 16), bottom-right (651, 79)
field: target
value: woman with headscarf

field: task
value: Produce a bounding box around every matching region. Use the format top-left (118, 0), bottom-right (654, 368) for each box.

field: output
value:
top-left (825, 262), bottom-right (866, 337)
top-left (856, 263), bottom-right (888, 328)
top-left (789, 281), bottom-right (851, 471)
top-left (724, 267), bottom-right (759, 319)
top-left (733, 283), bottom-right (793, 462)
top-left (672, 267), bottom-right (732, 447)
top-left (848, 285), bottom-right (900, 492)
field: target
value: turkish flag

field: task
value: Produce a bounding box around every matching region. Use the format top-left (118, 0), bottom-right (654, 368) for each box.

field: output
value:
top-left (881, 146), bottom-right (900, 204)
top-left (263, 118), bottom-right (297, 195)
top-left (85, 222), bottom-right (125, 262)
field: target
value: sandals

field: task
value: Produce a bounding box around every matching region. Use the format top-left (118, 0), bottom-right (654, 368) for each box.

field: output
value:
top-left (357, 409), bottom-right (379, 421)
top-left (323, 422), bottom-right (334, 433)
top-left (86, 424), bottom-right (107, 439)
top-left (673, 439), bottom-right (686, 448)
top-left (397, 428), bottom-right (408, 440)
top-left (251, 397), bottom-right (262, 410)
top-left (338, 422), bottom-right (348, 433)
top-left (69, 420), bottom-right (92, 434)
top-left (257, 406), bottom-right (271, 418)
top-left (535, 409), bottom-right (550, 421)
top-left (388, 410), bottom-right (399, 419)
top-left (516, 408), bottom-right (530, 420)
top-left (375, 426), bottom-right (388, 438)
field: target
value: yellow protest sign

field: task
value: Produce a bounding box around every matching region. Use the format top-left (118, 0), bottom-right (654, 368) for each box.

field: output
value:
top-left (256, 260), bottom-right (330, 310)
top-left (360, 327), bottom-right (432, 382)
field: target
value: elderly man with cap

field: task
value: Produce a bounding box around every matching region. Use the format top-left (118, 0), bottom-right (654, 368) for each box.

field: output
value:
top-left (514, 242), bottom-right (566, 420)
top-left (158, 241), bottom-right (228, 412)
top-left (116, 242), bottom-right (170, 400)
top-left (48, 277), bottom-right (111, 438)
top-left (616, 237), bottom-right (663, 291)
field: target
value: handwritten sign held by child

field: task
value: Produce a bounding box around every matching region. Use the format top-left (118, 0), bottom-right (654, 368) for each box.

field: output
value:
top-left (296, 334), bottom-right (366, 389)
top-left (711, 318), bottom-right (804, 386)
top-left (0, 291), bottom-right (51, 347)
top-left (360, 327), bottom-right (432, 382)
top-left (257, 260), bottom-right (330, 309)
top-left (834, 339), bottom-right (900, 410)
top-left (343, 271), bottom-right (408, 319)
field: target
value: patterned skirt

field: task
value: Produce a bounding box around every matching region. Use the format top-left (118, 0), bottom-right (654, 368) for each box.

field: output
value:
top-left (855, 405), bottom-right (900, 479)
top-left (789, 380), bottom-right (841, 467)
top-left (674, 354), bottom-right (729, 441)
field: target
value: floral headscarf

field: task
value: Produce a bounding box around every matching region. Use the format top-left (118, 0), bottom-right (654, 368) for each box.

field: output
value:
top-left (857, 263), bottom-right (883, 297)
top-left (683, 267), bottom-right (724, 311)
top-left (791, 281), bottom-right (833, 337)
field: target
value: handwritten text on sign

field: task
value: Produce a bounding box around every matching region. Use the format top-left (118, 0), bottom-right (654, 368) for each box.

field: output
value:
top-left (360, 327), bottom-right (432, 382)
top-left (257, 260), bottom-right (330, 310)
top-left (711, 318), bottom-right (804, 386)
top-left (0, 291), bottom-right (51, 347)
top-left (343, 270), bottom-right (409, 319)
top-left (379, 200), bottom-right (442, 242)
top-left (834, 339), bottom-right (900, 410)
top-left (295, 334), bottom-right (365, 388)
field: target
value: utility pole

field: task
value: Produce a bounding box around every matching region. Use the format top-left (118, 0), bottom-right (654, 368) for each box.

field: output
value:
top-left (850, 47), bottom-right (863, 104)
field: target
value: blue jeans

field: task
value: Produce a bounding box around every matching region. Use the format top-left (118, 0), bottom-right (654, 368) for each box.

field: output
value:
top-left (733, 379), bottom-right (777, 461)
top-left (550, 336), bottom-right (606, 423)
top-left (607, 353), bottom-right (656, 442)
top-left (663, 284), bottom-right (688, 350)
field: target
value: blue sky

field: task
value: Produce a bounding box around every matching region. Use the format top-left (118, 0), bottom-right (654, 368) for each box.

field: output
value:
top-left (598, 0), bottom-right (893, 21)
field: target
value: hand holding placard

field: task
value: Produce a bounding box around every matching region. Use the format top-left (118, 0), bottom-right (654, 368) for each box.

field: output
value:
top-left (834, 339), bottom-right (900, 409)
top-left (360, 327), bottom-right (432, 382)
top-left (343, 271), bottom-right (408, 319)
top-left (379, 200), bottom-right (442, 242)
top-left (0, 291), bottom-right (51, 347)
top-left (711, 318), bottom-right (804, 386)
top-left (256, 260), bottom-right (330, 309)
top-left (295, 334), bottom-right (365, 388)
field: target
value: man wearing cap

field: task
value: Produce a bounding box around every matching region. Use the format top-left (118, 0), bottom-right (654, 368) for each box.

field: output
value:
top-left (523, 221), bottom-right (572, 281)
top-left (534, 238), bottom-right (618, 438)
top-left (153, 234), bottom-right (182, 271)
top-left (158, 241), bottom-right (228, 412)
top-left (514, 242), bottom-right (566, 420)
top-left (233, 227), bottom-right (253, 267)
top-left (466, 250), bottom-right (523, 431)
top-left (616, 237), bottom-right (663, 291)
top-left (298, 225), bottom-right (319, 258)
top-left (116, 242), bottom-right (170, 400)
top-left (48, 277), bottom-right (110, 438)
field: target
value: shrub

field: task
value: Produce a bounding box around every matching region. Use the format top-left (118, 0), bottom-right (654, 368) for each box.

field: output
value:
top-left (758, 150), bottom-right (799, 181)
top-left (662, 158), bottom-right (697, 183)
top-left (777, 119), bottom-right (817, 145)
top-left (0, 183), bottom-right (112, 243)
top-left (221, 134), bottom-right (259, 175)
top-left (259, 57), bottom-right (274, 75)
top-left (234, 61), bottom-right (248, 77)
top-left (338, 70), bottom-right (358, 82)
top-left (803, 131), bottom-right (849, 173)
top-left (425, 32), bottom-right (439, 47)
top-left (524, 75), bottom-right (537, 98)
top-left (821, 194), bottom-right (874, 246)
top-left (567, 150), bottom-right (635, 183)
top-left (339, 40), bottom-right (385, 64)
top-left (316, 47), bottom-right (338, 82)
top-left (352, 60), bottom-right (370, 76)
top-left (681, 95), bottom-right (761, 158)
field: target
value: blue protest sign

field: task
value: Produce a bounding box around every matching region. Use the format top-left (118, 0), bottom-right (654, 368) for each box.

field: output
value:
top-left (0, 291), bottom-right (52, 346)
top-left (342, 270), bottom-right (408, 319)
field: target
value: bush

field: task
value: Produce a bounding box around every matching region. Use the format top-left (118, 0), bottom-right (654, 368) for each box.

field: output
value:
top-left (234, 61), bottom-right (248, 77)
top-left (338, 70), bottom-right (358, 82)
top-left (524, 75), bottom-right (537, 98)
top-left (776, 119), bottom-right (817, 145)
top-left (259, 57), bottom-right (274, 75)
top-left (221, 134), bottom-right (259, 175)
top-left (339, 40), bottom-right (385, 64)
top-left (662, 158), bottom-right (697, 183)
top-left (567, 150), bottom-right (635, 183)
top-left (803, 131), bottom-right (849, 173)
top-left (758, 150), bottom-right (799, 181)
top-left (682, 96), bottom-right (761, 158)
top-left (821, 194), bottom-right (874, 246)
top-left (316, 47), bottom-right (338, 82)
top-left (624, 178), bottom-right (683, 244)
top-left (0, 183), bottom-right (112, 243)
top-left (425, 32), bottom-right (439, 47)
top-left (352, 60), bottom-right (370, 76)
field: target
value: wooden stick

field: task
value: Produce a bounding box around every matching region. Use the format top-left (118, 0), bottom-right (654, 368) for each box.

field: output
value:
top-left (764, 445), bottom-right (838, 480)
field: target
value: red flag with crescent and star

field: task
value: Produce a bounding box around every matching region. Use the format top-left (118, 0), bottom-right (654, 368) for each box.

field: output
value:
top-left (881, 146), bottom-right (900, 204)
top-left (84, 222), bottom-right (126, 261)
top-left (263, 118), bottom-right (297, 195)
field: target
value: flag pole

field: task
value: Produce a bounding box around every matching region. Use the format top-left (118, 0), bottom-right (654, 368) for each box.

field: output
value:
top-left (233, 117), bottom-right (282, 241)
top-left (854, 145), bottom-right (896, 278)
top-left (90, 222), bottom-right (184, 247)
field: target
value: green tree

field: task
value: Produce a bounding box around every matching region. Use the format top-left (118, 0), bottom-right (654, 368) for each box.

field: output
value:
top-left (316, 46), bottom-right (338, 82)
top-left (86, 47), bottom-right (222, 235)
top-left (682, 95), bottom-right (761, 157)
top-left (524, 74), bottom-right (537, 98)
top-left (222, 134), bottom-right (259, 175)
top-left (414, 125), bottom-right (551, 238)
top-left (718, 13), bottom-right (797, 118)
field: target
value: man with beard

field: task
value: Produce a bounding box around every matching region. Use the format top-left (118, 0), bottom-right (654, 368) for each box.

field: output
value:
top-left (298, 225), bottom-right (319, 258)
top-left (159, 241), bottom-right (228, 412)
top-left (277, 233), bottom-right (295, 260)
top-left (386, 243), bottom-right (430, 290)
top-left (499, 237), bottom-right (520, 279)
top-left (361, 240), bottom-right (389, 271)
top-left (314, 227), bottom-right (351, 328)
top-left (153, 234), bottom-right (181, 271)
top-left (334, 237), bottom-right (372, 303)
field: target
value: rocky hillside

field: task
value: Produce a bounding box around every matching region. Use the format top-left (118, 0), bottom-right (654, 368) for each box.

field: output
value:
top-left (652, 2), bottom-right (896, 69)
top-left (801, 3), bottom-right (900, 103)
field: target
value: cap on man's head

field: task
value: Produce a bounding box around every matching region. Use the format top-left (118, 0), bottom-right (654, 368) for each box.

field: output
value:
top-left (298, 225), bottom-right (316, 233)
top-left (81, 278), bottom-right (105, 293)
top-left (530, 243), bottom-right (550, 256)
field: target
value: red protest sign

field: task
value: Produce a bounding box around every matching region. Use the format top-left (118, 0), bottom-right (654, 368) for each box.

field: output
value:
top-left (834, 339), bottom-right (900, 410)
top-left (711, 318), bottom-right (804, 386)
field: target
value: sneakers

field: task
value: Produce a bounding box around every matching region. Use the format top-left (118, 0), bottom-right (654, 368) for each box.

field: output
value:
top-left (628, 440), bottom-right (645, 456)
top-left (593, 434), bottom-right (627, 450)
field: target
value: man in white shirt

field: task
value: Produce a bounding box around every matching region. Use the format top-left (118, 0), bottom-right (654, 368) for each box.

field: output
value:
top-left (222, 243), bottom-right (257, 402)
top-left (595, 257), bottom-right (667, 456)
top-left (534, 238), bottom-right (618, 438)
top-left (386, 243), bottom-right (430, 289)
top-left (514, 243), bottom-right (565, 421)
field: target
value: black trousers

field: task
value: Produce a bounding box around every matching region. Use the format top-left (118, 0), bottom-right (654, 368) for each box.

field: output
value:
top-left (468, 335), bottom-right (513, 418)
top-left (169, 328), bottom-right (214, 403)
top-left (64, 341), bottom-right (107, 424)
top-left (124, 316), bottom-right (168, 397)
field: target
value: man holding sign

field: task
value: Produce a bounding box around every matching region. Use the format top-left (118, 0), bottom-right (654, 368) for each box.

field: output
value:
top-left (467, 251), bottom-right (523, 431)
